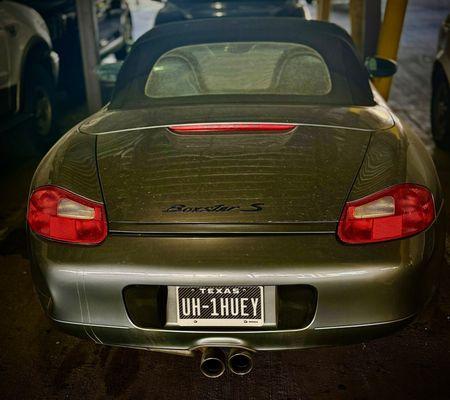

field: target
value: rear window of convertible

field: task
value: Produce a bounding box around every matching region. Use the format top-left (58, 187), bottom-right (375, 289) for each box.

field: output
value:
top-left (144, 42), bottom-right (332, 98)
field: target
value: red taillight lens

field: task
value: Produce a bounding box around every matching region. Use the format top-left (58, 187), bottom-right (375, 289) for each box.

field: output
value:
top-left (168, 122), bottom-right (295, 134)
top-left (27, 186), bottom-right (107, 245)
top-left (337, 183), bottom-right (435, 244)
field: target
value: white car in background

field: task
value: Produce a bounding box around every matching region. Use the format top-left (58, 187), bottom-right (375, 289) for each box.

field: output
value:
top-left (0, 0), bottom-right (59, 148)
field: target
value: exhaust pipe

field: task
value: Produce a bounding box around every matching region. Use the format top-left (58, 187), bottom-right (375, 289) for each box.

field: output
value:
top-left (200, 348), bottom-right (226, 378)
top-left (228, 349), bottom-right (253, 376)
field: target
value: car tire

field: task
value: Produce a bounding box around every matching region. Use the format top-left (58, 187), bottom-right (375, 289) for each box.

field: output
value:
top-left (431, 71), bottom-right (450, 150)
top-left (115, 12), bottom-right (133, 61)
top-left (24, 64), bottom-right (58, 150)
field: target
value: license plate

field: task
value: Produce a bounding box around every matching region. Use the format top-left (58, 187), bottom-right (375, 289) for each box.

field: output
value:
top-left (176, 286), bottom-right (264, 327)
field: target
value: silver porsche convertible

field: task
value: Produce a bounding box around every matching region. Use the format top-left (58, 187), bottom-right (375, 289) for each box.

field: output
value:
top-left (27, 18), bottom-right (445, 377)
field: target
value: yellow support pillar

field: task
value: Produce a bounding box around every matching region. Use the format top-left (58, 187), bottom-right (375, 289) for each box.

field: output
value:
top-left (317, 0), bottom-right (331, 21)
top-left (373, 0), bottom-right (408, 100)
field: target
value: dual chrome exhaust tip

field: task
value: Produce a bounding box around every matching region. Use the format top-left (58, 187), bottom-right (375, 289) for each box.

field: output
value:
top-left (228, 349), bottom-right (253, 376)
top-left (200, 347), bottom-right (253, 378)
top-left (200, 348), bottom-right (227, 378)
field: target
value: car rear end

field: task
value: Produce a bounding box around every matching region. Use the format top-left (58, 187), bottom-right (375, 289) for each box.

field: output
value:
top-left (27, 108), bottom-right (445, 354)
top-left (28, 192), bottom-right (444, 354)
top-left (27, 19), bottom-right (445, 374)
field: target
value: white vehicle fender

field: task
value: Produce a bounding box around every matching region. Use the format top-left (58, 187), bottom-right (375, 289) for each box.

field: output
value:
top-left (0, 1), bottom-right (56, 111)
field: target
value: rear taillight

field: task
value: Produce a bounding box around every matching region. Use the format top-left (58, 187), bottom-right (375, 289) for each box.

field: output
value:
top-left (337, 183), bottom-right (435, 244)
top-left (27, 186), bottom-right (107, 245)
top-left (168, 122), bottom-right (295, 134)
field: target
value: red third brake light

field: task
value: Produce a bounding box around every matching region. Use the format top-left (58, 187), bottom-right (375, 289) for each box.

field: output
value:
top-left (337, 183), bottom-right (435, 244)
top-left (168, 122), bottom-right (296, 134)
top-left (27, 186), bottom-right (107, 245)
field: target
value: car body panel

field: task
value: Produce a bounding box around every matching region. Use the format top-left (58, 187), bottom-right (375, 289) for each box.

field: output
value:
top-left (31, 125), bottom-right (103, 202)
top-left (350, 121), bottom-right (443, 204)
top-left (79, 104), bottom-right (394, 135)
top-left (29, 208), bottom-right (445, 351)
top-left (87, 103), bottom-right (394, 227)
top-left (97, 124), bottom-right (370, 225)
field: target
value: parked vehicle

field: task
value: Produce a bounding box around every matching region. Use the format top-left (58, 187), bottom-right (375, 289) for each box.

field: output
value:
top-left (431, 13), bottom-right (450, 149)
top-left (154, 0), bottom-right (310, 25)
top-left (0, 0), bottom-right (59, 146)
top-left (27, 18), bottom-right (444, 378)
top-left (19, 0), bottom-right (132, 99)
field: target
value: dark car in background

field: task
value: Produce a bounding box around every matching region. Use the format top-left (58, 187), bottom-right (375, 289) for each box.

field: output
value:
top-left (431, 13), bottom-right (450, 149)
top-left (154, 0), bottom-right (310, 25)
top-left (18, 0), bottom-right (132, 99)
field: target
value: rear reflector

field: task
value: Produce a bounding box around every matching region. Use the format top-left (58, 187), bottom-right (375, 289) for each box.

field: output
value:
top-left (168, 122), bottom-right (295, 134)
top-left (27, 186), bottom-right (107, 245)
top-left (337, 183), bottom-right (435, 244)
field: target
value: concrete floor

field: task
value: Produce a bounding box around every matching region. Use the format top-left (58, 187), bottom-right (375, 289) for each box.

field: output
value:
top-left (1, 1), bottom-right (450, 399)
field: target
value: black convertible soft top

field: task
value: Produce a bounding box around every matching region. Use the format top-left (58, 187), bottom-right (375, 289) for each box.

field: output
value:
top-left (111, 17), bottom-right (374, 108)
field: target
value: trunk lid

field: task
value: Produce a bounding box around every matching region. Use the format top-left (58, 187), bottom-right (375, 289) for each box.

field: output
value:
top-left (92, 105), bottom-right (392, 231)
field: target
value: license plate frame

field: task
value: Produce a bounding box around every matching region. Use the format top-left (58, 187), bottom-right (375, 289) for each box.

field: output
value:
top-left (175, 286), bottom-right (264, 327)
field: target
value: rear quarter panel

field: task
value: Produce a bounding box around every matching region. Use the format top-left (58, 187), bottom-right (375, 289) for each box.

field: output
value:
top-left (349, 117), bottom-right (443, 212)
top-left (30, 126), bottom-right (102, 202)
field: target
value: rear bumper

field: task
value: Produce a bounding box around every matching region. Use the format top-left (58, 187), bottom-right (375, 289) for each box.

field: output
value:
top-left (29, 211), bottom-right (445, 352)
top-left (51, 314), bottom-right (415, 352)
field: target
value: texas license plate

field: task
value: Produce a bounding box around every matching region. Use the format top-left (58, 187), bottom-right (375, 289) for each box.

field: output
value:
top-left (176, 286), bottom-right (264, 327)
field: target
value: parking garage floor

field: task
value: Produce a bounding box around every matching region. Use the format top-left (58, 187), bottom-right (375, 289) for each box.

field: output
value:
top-left (1, 1), bottom-right (450, 399)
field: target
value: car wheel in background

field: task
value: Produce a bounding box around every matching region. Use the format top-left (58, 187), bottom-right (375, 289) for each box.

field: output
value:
top-left (24, 64), bottom-right (58, 150)
top-left (115, 12), bottom-right (133, 60)
top-left (431, 71), bottom-right (450, 150)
